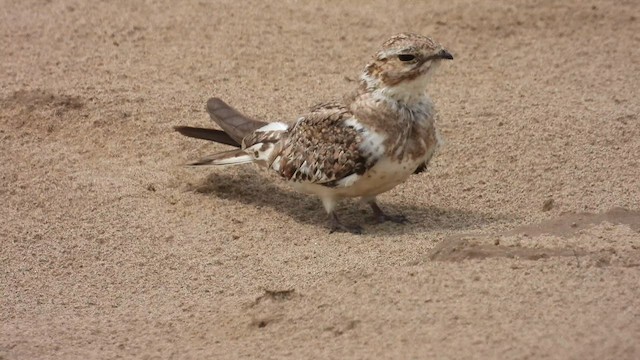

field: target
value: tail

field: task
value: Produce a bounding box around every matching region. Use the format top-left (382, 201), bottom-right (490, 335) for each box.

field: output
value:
top-left (205, 97), bottom-right (268, 144)
top-left (187, 149), bottom-right (253, 166)
top-left (173, 126), bottom-right (241, 147)
top-left (174, 97), bottom-right (269, 146)
top-left (175, 97), bottom-right (275, 167)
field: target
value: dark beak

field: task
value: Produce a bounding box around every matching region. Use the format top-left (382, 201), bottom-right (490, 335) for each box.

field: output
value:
top-left (438, 49), bottom-right (454, 60)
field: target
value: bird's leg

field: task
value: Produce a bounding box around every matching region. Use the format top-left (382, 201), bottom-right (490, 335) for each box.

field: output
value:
top-left (328, 212), bottom-right (363, 234)
top-left (367, 198), bottom-right (409, 224)
top-left (321, 196), bottom-right (363, 234)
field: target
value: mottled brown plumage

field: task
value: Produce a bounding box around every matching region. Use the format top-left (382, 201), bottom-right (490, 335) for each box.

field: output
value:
top-left (175, 33), bottom-right (453, 233)
top-left (276, 104), bottom-right (371, 184)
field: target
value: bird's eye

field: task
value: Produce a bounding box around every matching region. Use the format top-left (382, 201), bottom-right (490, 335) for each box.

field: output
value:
top-left (398, 54), bottom-right (416, 62)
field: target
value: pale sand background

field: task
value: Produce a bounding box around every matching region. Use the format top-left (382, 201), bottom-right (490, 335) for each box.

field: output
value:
top-left (2, 0), bottom-right (640, 359)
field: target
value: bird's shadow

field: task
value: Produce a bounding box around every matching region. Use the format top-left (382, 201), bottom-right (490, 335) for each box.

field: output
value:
top-left (186, 167), bottom-right (502, 235)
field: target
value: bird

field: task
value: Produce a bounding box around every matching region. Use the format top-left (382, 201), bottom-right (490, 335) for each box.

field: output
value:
top-left (175, 33), bottom-right (453, 234)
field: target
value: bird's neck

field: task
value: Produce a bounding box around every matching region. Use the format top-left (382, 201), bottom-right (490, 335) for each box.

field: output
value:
top-left (358, 71), bottom-right (432, 109)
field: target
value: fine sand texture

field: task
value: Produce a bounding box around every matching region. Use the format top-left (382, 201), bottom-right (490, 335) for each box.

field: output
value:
top-left (2, 0), bottom-right (640, 359)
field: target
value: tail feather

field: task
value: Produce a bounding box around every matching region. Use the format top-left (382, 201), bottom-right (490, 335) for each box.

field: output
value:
top-left (175, 97), bottom-right (272, 166)
top-left (188, 149), bottom-right (253, 166)
top-left (206, 98), bottom-right (268, 144)
top-left (174, 126), bottom-right (241, 147)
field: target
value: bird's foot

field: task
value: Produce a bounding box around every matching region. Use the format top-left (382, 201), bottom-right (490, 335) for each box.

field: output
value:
top-left (369, 201), bottom-right (409, 224)
top-left (373, 213), bottom-right (409, 224)
top-left (329, 223), bottom-right (364, 234)
top-left (329, 213), bottom-right (363, 234)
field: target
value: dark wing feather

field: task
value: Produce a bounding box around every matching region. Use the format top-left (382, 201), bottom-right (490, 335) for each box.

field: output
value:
top-left (206, 98), bottom-right (268, 144)
top-left (174, 97), bottom-right (267, 147)
top-left (173, 126), bottom-right (241, 147)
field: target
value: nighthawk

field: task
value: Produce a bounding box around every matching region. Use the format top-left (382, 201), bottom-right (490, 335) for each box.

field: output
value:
top-left (175, 33), bottom-right (453, 233)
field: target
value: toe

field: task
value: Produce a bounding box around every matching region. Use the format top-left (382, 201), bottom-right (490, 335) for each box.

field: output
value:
top-left (374, 213), bottom-right (409, 224)
top-left (389, 214), bottom-right (409, 224)
top-left (329, 223), bottom-right (364, 234)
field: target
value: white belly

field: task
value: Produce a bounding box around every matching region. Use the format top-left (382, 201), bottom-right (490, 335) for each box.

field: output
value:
top-left (290, 156), bottom-right (423, 200)
top-left (339, 157), bottom-right (421, 197)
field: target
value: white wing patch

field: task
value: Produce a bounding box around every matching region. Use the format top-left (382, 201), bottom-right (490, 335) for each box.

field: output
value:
top-left (270, 155), bottom-right (282, 172)
top-left (255, 122), bottom-right (289, 132)
top-left (211, 154), bottom-right (253, 165)
top-left (334, 173), bottom-right (360, 187)
top-left (246, 143), bottom-right (276, 163)
top-left (344, 117), bottom-right (386, 160)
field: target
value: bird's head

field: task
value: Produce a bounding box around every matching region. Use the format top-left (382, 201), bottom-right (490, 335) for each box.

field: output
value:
top-left (361, 33), bottom-right (453, 103)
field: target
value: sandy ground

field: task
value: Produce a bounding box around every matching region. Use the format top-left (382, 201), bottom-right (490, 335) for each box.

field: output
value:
top-left (2, 0), bottom-right (640, 359)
